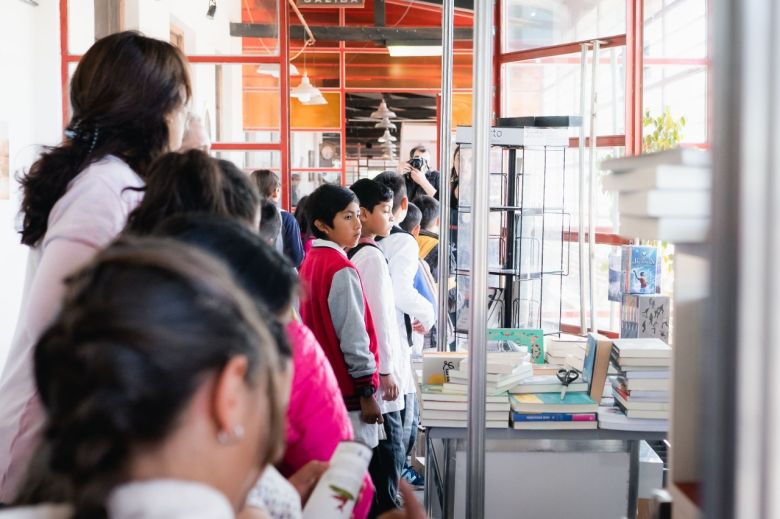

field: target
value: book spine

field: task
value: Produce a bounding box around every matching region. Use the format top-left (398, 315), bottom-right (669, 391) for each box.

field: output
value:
top-left (511, 413), bottom-right (596, 422)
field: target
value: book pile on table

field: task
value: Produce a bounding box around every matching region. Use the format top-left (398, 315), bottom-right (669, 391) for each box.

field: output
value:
top-left (419, 351), bottom-right (530, 428)
top-left (544, 334), bottom-right (587, 371)
top-left (600, 147), bottom-right (711, 243)
top-left (600, 338), bottom-right (671, 431)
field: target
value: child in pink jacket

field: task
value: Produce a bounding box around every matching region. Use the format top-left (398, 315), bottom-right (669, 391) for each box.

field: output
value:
top-left (154, 215), bottom-right (373, 518)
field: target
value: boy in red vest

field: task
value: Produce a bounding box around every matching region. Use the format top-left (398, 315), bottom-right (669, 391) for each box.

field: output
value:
top-left (298, 184), bottom-right (383, 448)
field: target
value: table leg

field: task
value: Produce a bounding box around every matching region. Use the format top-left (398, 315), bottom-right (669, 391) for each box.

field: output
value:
top-left (424, 429), bottom-right (433, 517)
top-left (443, 439), bottom-right (456, 519)
top-left (627, 439), bottom-right (640, 519)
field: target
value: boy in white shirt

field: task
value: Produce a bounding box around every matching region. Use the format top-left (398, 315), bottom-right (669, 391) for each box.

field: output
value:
top-left (373, 172), bottom-right (435, 483)
top-left (348, 178), bottom-right (406, 514)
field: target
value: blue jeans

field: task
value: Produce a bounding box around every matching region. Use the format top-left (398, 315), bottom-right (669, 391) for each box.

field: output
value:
top-left (399, 393), bottom-right (419, 462)
top-left (368, 411), bottom-right (404, 517)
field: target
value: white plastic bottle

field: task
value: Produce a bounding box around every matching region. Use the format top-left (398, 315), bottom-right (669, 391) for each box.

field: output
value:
top-left (301, 441), bottom-right (372, 519)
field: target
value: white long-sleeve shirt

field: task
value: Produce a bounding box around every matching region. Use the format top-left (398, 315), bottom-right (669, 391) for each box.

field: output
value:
top-left (350, 240), bottom-right (405, 414)
top-left (0, 156), bottom-right (144, 501)
top-left (378, 229), bottom-right (435, 395)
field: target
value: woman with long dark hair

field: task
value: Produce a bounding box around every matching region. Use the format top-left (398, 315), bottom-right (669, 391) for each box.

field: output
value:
top-left (0, 31), bottom-right (192, 501)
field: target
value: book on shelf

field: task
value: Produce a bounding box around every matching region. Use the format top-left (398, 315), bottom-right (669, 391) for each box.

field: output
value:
top-left (582, 333), bottom-right (613, 402)
top-left (422, 409), bottom-right (509, 421)
top-left (601, 165), bottom-right (711, 192)
top-left (613, 338), bottom-right (672, 359)
top-left (611, 379), bottom-right (669, 402)
top-left (508, 375), bottom-right (589, 394)
top-left (619, 215), bottom-right (709, 242)
top-left (612, 355), bottom-right (672, 368)
top-left (600, 147), bottom-right (711, 173)
top-left (486, 328), bottom-right (545, 364)
top-left (622, 246), bottom-right (660, 295)
top-left (420, 385), bottom-right (509, 403)
top-left (458, 353), bottom-right (533, 375)
top-left (597, 406), bottom-right (668, 432)
top-left (441, 382), bottom-right (509, 396)
top-left (422, 400), bottom-right (509, 412)
top-left (621, 295), bottom-right (671, 341)
top-left (422, 419), bottom-right (509, 429)
top-left (512, 420), bottom-right (598, 430)
top-left (546, 334), bottom-right (587, 356)
top-left (615, 400), bottom-right (669, 420)
top-left (621, 368), bottom-right (671, 379)
top-left (612, 388), bottom-right (670, 411)
top-left (615, 376), bottom-right (670, 392)
top-left (510, 392), bottom-right (599, 414)
top-left (545, 353), bottom-right (586, 371)
top-left (510, 412), bottom-right (596, 423)
top-left (619, 190), bottom-right (710, 218)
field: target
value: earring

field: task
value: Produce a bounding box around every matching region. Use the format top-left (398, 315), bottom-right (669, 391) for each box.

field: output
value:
top-left (217, 424), bottom-right (245, 445)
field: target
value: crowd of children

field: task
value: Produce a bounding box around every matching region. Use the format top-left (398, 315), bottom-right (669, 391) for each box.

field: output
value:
top-left (0, 31), bottom-right (435, 519)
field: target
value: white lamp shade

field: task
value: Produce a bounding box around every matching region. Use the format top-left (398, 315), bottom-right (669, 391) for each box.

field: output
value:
top-left (370, 99), bottom-right (397, 119)
top-left (377, 129), bottom-right (397, 143)
top-left (375, 117), bottom-right (397, 130)
top-left (303, 92), bottom-right (328, 106)
top-left (257, 63), bottom-right (300, 78)
top-left (291, 73), bottom-right (321, 103)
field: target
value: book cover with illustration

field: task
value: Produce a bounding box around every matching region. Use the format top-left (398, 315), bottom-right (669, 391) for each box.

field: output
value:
top-left (582, 333), bottom-right (613, 402)
top-left (487, 328), bottom-right (545, 364)
top-left (621, 295), bottom-right (670, 341)
top-left (622, 246), bottom-right (659, 295)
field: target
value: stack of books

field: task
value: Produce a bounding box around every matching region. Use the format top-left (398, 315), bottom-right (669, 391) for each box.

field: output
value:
top-left (545, 334), bottom-right (587, 370)
top-left (601, 147), bottom-right (711, 243)
top-left (447, 352), bottom-right (534, 396)
top-left (420, 385), bottom-right (511, 429)
top-left (509, 393), bottom-right (599, 430)
top-left (604, 338), bottom-right (671, 430)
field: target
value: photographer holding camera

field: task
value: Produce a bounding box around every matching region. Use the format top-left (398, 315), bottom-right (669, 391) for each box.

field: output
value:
top-left (401, 145), bottom-right (439, 204)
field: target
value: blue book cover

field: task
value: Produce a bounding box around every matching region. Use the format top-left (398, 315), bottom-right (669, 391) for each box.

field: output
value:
top-left (623, 246), bottom-right (658, 295)
top-left (582, 333), bottom-right (599, 387)
top-left (511, 412), bottom-right (596, 422)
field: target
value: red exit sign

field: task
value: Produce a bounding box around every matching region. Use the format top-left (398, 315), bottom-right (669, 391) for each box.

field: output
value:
top-left (297, 0), bottom-right (366, 6)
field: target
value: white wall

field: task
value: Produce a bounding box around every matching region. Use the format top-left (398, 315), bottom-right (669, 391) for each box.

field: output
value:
top-left (0, 2), bottom-right (63, 372)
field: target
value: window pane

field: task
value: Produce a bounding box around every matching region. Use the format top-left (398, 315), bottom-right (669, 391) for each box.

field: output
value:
top-left (291, 93), bottom-right (342, 130)
top-left (189, 63), bottom-right (280, 141)
top-left (215, 150), bottom-right (280, 171)
top-left (68, 0), bottom-right (279, 56)
top-left (561, 242), bottom-right (619, 332)
top-left (502, 0), bottom-right (626, 53)
top-left (292, 171), bottom-right (341, 201)
top-left (568, 146), bottom-right (624, 232)
top-left (643, 0), bottom-right (708, 145)
top-left (502, 49), bottom-right (626, 136)
top-left (291, 52), bottom-right (340, 89)
top-left (291, 132), bottom-right (342, 169)
top-left (345, 54), bottom-right (472, 90)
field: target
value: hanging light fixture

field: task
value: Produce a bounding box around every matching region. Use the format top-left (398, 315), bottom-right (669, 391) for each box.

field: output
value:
top-left (377, 129), bottom-right (397, 143)
top-left (257, 63), bottom-right (300, 78)
top-left (375, 117), bottom-right (397, 130)
top-left (291, 73), bottom-right (321, 103)
top-left (370, 99), bottom-right (397, 120)
top-left (303, 92), bottom-right (328, 106)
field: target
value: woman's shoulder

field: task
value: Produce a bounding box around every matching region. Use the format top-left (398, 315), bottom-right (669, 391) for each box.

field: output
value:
top-left (72, 155), bottom-right (143, 191)
top-left (0, 504), bottom-right (72, 519)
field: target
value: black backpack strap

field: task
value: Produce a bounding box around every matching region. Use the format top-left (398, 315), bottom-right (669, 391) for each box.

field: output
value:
top-left (347, 241), bottom-right (381, 260)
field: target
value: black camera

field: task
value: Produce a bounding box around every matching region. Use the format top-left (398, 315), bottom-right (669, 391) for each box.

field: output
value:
top-left (408, 157), bottom-right (426, 171)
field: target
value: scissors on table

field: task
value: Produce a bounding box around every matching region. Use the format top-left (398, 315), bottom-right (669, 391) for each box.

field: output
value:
top-left (556, 368), bottom-right (580, 400)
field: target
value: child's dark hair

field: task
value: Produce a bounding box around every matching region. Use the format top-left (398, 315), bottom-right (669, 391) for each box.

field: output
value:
top-left (258, 200), bottom-right (282, 246)
top-left (306, 184), bottom-right (357, 240)
top-left (400, 203), bottom-right (422, 233)
top-left (373, 171), bottom-right (407, 213)
top-left (30, 237), bottom-right (281, 519)
top-left (153, 215), bottom-right (298, 359)
top-left (350, 178), bottom-right (393, 212)
top-left (124, 150), bottom-right (259, 235)
top-left (417, 195), bottom-right (440, 230)
top-left (251, 169), bottom-right (281, 200)
top-left (294, 195), bottom-right (310, 236)
top-left (19, 31), bottom-right (191, 247)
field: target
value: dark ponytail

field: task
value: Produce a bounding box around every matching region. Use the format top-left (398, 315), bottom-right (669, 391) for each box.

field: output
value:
top-left (19, 31), bottom-right (191, 246)
top-left (30, 237), bottom-right (279, 518)
top-left (123, 151), bottom-right (259, 236)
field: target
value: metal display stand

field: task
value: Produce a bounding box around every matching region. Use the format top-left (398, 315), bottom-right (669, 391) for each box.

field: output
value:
top-left (452, 126), bottom-right (572, 347)
top-left (423, 427), bottom-right (666, 519)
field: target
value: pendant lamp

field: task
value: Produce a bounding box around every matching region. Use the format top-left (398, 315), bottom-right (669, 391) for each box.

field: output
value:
top-left (377, 129), bottom-right (397, 143)
top-left (375, 117), bottom-right (397, 130)
top-left (291, 73), bottom-right (321, 103)
top-left (370, 99), bottom-right (397, 119)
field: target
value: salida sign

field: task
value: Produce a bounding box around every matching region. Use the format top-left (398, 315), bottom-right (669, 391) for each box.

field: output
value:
top-left (297, 0), bottom-right (365, 6)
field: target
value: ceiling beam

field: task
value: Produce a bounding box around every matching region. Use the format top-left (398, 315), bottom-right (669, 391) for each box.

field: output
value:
top-left (375, 0), bottom-right (386, 27)
top-left (230, 23), bottom-right (473, 42)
